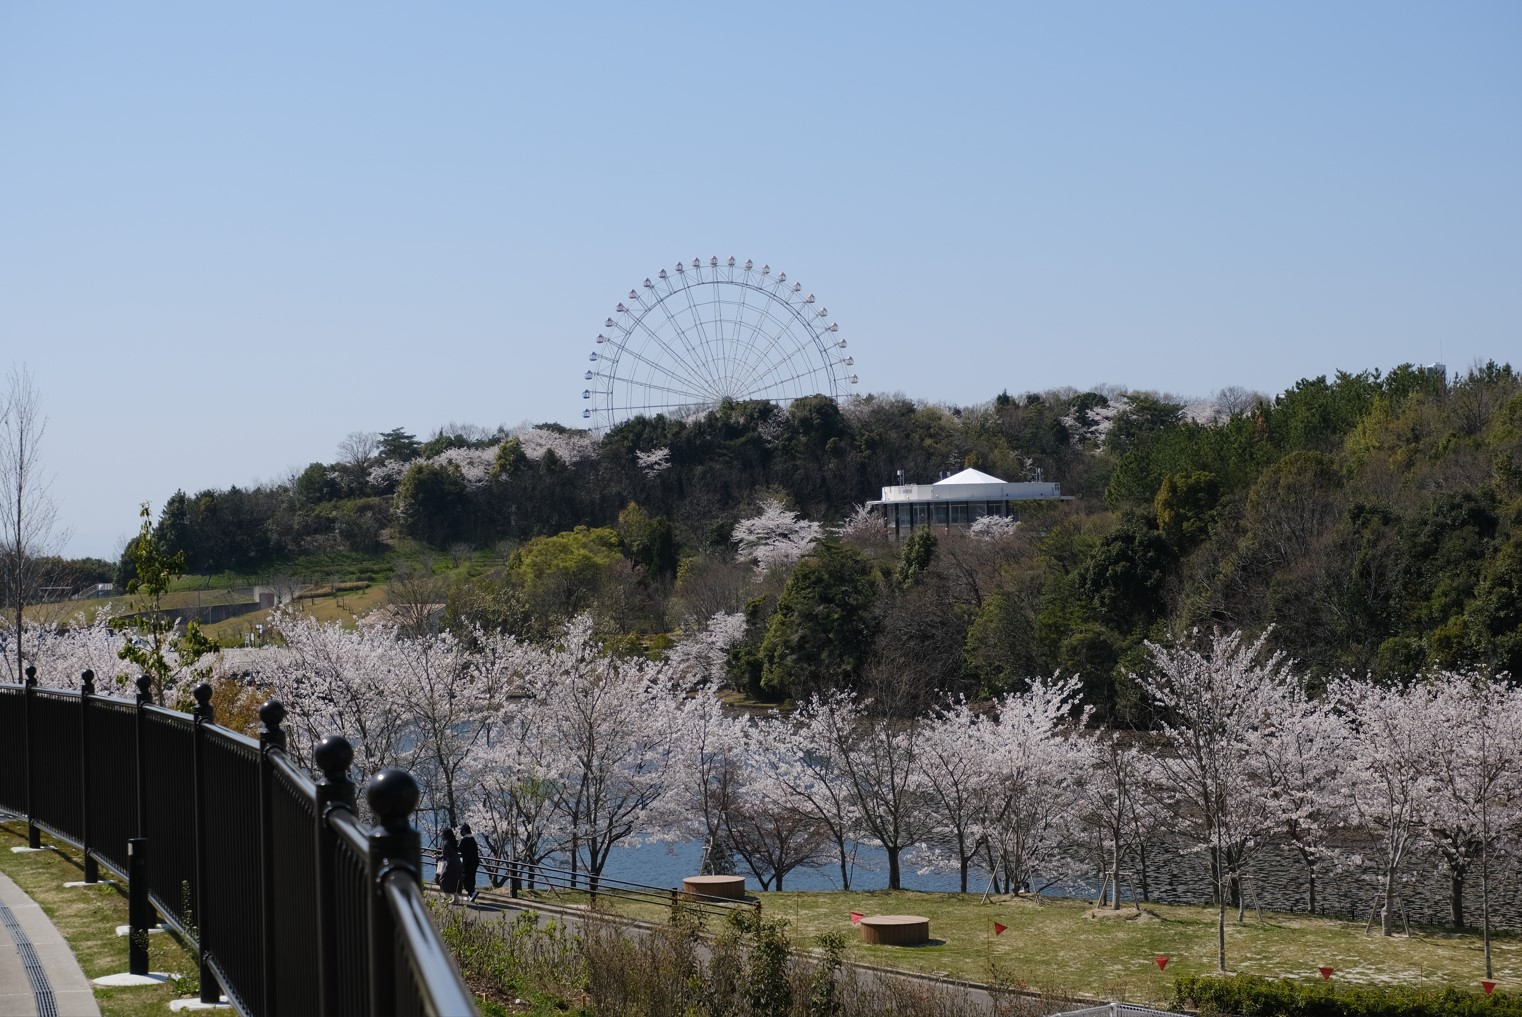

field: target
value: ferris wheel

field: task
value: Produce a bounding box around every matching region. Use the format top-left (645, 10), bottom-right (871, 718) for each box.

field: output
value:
top-left (581, 256), bottom-right (858, 431)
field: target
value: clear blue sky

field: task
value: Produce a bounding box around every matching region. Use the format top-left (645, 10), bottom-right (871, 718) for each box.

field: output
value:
top-left (2, 2), bottom-right (1518, 560)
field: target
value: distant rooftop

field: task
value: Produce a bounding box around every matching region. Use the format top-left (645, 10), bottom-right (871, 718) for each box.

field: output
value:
top-left (933, 468), bottom-right (1007, 486)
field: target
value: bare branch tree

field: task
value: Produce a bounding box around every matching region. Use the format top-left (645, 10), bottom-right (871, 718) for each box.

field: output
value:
top-left (0, 365), bottom-right (67, 680)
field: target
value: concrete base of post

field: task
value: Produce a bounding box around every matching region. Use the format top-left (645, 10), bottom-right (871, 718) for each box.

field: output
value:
top-left (64, 879), bottom-right (118, 887)
top-left (9, 845), bottom-right (57, 853)
top-left (91, 972), bottom-right (175, 986)
top-left (169, 996), bottom-right (231, 1011)
top-left (115, 924), bottom-right (165, 937)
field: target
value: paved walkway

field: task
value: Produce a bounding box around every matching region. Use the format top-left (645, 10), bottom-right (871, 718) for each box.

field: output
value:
top-left (0, 870), bottom-right (100, 1017)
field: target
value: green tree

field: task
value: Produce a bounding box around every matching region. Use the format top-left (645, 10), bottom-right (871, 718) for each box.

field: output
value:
top-left (759, 542), bottom-right (879, 700)
top-left (378, 427), bottom-right (423, 463)
top-left (506, 526), bottom-right (623, 632)
top-left (114, 505), bottom-right (216, 706)
top-left (614, 502), bottom-right (677, 582)
top-left (895, 529), bottom-right (936, 588)
top-left (1155, 470), bottom-right (1221, 552)
top-left (1078, 518), bottom-right (1175, 633)
top-left (395, 461), bottom-right (469, 546)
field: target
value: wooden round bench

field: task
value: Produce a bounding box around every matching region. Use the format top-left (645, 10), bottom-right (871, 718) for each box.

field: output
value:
top-left (681, 875), bottom-right (746, 900)
top-left (859, 914), bottom-right (930, 946)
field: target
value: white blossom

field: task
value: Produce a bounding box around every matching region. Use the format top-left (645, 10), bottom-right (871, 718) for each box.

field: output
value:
top-left (511, 425), bottom-right (598, 464)
top-left (635, 446), bottom-right (672, 476)
top-left (968, 514), bottom-right (1020, 541)
top-left (664, 611), bottom-right (746, 687)
top-left (732, 498), bottom-right (822, 575)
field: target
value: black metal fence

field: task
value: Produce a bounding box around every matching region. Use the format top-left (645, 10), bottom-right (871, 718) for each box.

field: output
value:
top-left (0, 666), bottom-right (477, 1017)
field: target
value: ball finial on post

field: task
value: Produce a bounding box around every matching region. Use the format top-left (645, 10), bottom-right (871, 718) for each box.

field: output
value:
top-left (135, 675), bottom-right (152, 705)
top-left (314, 735), bottom-right (354, 780)
top-left (367, 769), bottom-right (420, 832)
top-left (192, 681), bottom-right (214, 723)
top-left (81, 669), bottom-right (96, 695)
top-left (258, 698), bottom-right (287, 752)
top-left (23, 665), bottom-right (37, 688)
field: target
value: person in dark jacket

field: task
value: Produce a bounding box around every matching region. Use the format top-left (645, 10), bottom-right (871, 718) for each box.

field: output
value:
top-left (437, 828), bottom-right (462, 902)
top-left (459, 823), bottom-right (481, 901)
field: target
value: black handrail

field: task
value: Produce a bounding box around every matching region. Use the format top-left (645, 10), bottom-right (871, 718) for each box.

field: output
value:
top-left (0, 672), bottom-right (477, 1017)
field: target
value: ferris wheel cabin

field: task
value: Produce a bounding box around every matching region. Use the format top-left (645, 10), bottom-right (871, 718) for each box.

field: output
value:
top-left (867, 467), bottom-right (1073, 539)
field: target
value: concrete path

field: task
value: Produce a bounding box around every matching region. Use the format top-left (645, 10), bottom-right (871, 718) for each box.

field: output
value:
top-left (0, 871), bottom-right (100, 1017)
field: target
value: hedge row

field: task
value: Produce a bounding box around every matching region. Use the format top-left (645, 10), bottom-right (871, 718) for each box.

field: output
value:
top-left (1171, 974), bottom-right (1517, 1016)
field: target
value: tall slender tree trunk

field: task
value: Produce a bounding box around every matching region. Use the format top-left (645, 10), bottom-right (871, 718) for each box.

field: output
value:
top-left (886, 845), bottom-right (901, 891)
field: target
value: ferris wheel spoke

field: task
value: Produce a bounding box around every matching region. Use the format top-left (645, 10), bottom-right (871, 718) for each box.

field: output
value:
top-left (646, 289), bottom-right (725, 395)
top-left (678, 279), bottom-right (725, 395)
top-left (730, 302), bottom-right (821, 396)
top-left (603, 342), bottom-right (720, 403)
top-left (625, 310), bottom-right (721, 398)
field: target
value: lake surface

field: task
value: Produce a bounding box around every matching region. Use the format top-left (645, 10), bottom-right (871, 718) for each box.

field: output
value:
top-left (595, 835), bottom-right (1522, 931)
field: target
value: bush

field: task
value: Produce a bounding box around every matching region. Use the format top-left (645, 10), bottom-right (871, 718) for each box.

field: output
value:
top-left (1172, 973), bottom-right (1519, 1016)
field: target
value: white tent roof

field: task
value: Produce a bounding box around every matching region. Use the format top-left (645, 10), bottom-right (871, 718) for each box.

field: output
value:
top-left (932, 468), bottom-right (1007, 486)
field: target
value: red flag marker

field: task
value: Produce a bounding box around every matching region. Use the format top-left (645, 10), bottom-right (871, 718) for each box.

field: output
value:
top-left (993, 922), bottom-right (1008, 936)
top-left (1155, 956), bottom-right (1170, 971)
top-left (1483, 981), bottom-right (1496, 996)
top-left (1319, 967), bottom-right (1333, 981)
top-left (850, 912), bottom-right (863, 925)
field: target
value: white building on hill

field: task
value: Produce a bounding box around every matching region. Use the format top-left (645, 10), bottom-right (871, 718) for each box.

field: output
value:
top-left (867, 467), bottom-right (1072, 538)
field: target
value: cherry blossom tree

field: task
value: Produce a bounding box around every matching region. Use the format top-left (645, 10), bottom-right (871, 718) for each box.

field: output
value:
top-left (836, 504), bottom-right (885, 543)
top-left (635, 446), bottom-right (671, 477)
top-left (914, 699), bottom-right (999, 892)
top-left (664, 611), bottom-right (746, 688)
top-left (767, 696), bottom-right (863, 888)
top-left (1257, 685), bottom-right (1352, 915)
top-left (1075, 728), bottom-right (1155, 910)
top-left (821, 689), bottom-right (934, 891)
top-left (732, 498), bottom-right (822, 575)
top-left (979, 676), bottom-right (1088, 896)
top-left (722, 721), bottom-right (832, 890)
top-left (1, 608), bottom-right (131, 692)
top-left (967, 515), bottom-right (1020, 541)
top-left (1139, 629), bottom-right (1297, 970)
top-left (245, 610), bottom-right (413, 779)
top-left (1420, 671), bottom-right (1522, 972)
top-left (676, 684), bottom-right (746, 874)
top-left (1330, 676), bottom-right (1442, 937)
top-left (527, 617), bottom-right (685, 891)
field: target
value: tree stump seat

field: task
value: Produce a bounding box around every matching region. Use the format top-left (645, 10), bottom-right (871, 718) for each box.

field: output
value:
top-left (859, 914), bottom-right (930, 946)
top-left (681, 875), bottom-right (746, 900)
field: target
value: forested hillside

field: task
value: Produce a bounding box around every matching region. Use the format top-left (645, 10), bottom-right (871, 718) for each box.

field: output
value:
top-left (124, 361), bottom-right (1522, 718)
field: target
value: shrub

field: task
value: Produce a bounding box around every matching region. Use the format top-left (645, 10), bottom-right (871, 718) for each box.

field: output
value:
top-left (1172, 973), bottom-right (1520, 1017)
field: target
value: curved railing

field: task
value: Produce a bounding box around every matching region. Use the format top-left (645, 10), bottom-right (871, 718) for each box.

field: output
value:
top-left (0, 666), bottom-right (476, 1017)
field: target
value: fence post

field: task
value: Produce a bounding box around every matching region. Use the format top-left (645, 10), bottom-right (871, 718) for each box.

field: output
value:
top-left (127, 837), bottom-right (150, 976)
top-left (80, 669), bottom-right (98, 884)
top-left (366, 769), bottom-right (421, 1017)
top-left (313, 735), bottom-right (355, 1017)
top-left (191, 682), bottom-right (217, 1005)
top-left (133, 675), bottom-right (151, 838)
top-left (257, 699), bottom-right (286, 1017)
top-left (23, 665), bottom-right (38, 848)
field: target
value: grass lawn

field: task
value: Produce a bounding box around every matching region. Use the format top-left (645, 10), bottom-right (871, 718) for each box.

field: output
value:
top-left (0, 819), bottom-right (201, 1017)
top-left (493, 884), bottom-right (1517, 1008)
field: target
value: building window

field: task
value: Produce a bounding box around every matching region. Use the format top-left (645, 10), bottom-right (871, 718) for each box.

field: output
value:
top-left (933, 503), bottom-right (949, 525)
top-left (950, 503), bottom-right (968, 525)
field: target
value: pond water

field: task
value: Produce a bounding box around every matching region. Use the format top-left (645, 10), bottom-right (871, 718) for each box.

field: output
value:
top-left (429, 827), bottom-right (1521, 933)
top-left (596, 835), bottom-right (1522, 932)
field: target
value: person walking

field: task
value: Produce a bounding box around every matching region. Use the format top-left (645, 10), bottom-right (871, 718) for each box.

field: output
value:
top-left (459, 823), bottom-right (480, 902)
top-left (437, 828), bottom-right (462, 904)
